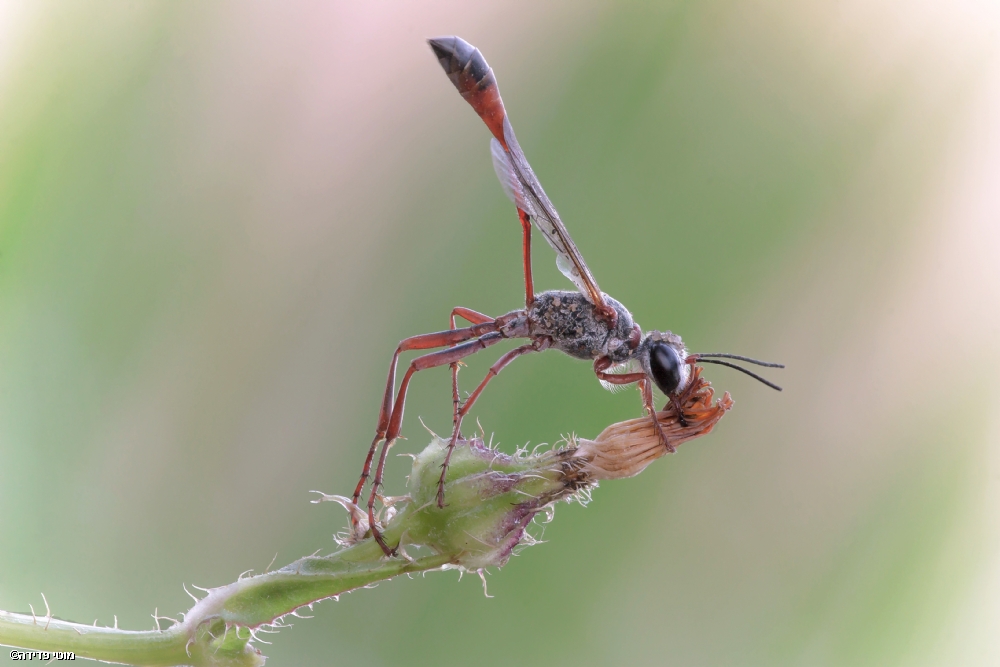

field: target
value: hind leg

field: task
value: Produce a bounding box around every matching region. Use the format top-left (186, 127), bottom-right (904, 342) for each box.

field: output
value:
top-left (352, 319), bottom-right (497, 513)
top-left (368, 332), bottom-right (506, 555)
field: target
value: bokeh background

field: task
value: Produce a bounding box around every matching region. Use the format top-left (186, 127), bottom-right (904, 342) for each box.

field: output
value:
top-left (2, 1), bottom-right (999, 665)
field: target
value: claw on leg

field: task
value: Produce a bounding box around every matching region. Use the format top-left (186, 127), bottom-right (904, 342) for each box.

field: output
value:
top-left (450, 361), bottom-right (461, 428)
top-left (436, 431), bottom-right (461, 508)
top-left (668, 394), bottom-right (690, 428)
top-left (650, 410), bottom-right (675, 453)
top-left (639, 377), bottom-right (677, 453)
top-left (367, 441), bottom-right (398, 557)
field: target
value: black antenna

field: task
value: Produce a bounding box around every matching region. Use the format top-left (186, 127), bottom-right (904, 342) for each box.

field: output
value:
top-left (695, 353), bottom-right (784, 368)
top-left (694, 358), bottom-right (783, 391)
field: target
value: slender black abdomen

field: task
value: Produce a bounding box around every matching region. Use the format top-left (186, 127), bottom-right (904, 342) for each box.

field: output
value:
top-left (428, 36), bottom-right (509, 149)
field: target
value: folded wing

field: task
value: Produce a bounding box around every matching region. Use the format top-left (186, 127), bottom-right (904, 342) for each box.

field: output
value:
top-left (491, 119), bottom-right (605, 307)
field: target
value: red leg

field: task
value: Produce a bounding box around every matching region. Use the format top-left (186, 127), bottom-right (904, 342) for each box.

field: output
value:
top-left (593, 356), bottom-right (646, 386)
top-left (640, 378), bottom-right (674, 453)
top-left (437, 339), bottom-right (548, 507)
top-left (451, 307), bottom-right (494, 326)
top-left (518, 208), bottom-right (534, 308)
top-left (368, 332), bottom-right (507, 555)
top-left (352, 321), bottom-right (498, 512)
top-left (593, 356), bottom-right (672, 452)
top-left (449, 307), bottom-right (495, 431)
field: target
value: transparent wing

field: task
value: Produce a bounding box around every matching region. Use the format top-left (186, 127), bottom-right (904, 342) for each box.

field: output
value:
top-left (490, 120), bottom-right (605, 308)
top-left (491, 138), bottom-right (528, 210)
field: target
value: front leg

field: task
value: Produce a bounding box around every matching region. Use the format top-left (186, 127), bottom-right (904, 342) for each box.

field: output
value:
top-left (666, 393), bottom-right (690, 428)
top-left (593, 357), bottom-right (673, 452)
top-left (640, 378), bottom-right (674, 453)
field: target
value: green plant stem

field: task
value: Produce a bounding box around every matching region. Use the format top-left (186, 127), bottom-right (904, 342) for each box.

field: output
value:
top-left (0, 547), bottom-right (453, 667)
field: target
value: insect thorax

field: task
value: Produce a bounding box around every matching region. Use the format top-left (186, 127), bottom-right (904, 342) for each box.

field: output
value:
top-left (528, 290), bottom-right (636, 361)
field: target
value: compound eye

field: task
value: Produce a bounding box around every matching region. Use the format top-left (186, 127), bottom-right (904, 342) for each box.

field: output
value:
top-left (649, 342), bottom-right (682, 395)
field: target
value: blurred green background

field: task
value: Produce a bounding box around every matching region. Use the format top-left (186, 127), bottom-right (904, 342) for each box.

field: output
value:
top-left (2, 1), bottom-right (998, 665)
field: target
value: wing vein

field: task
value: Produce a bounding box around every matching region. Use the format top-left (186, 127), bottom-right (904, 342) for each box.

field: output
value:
top-left (494, 118), bottom-right (605, 307)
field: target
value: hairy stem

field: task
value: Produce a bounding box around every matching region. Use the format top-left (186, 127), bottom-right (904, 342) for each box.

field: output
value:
top-left (0, 548), bottom-right (453, 667)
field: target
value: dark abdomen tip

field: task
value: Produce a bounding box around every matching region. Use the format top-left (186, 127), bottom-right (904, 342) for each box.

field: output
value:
top-left (427, 35), bottom-right (507, 147)
top-left (428, 36), bottom-right (490, 85)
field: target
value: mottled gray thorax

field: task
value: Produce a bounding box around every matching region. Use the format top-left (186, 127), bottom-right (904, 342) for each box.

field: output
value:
top-left (527, 290), bottom-right (636, 361)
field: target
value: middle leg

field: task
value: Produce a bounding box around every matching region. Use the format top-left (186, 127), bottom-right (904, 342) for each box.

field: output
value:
top-left (449, 307), bottom-right (495, 433)
top-left (368, 331), bottom-right (507, 555)
top-left (437, 338), bottom-right (549, 507)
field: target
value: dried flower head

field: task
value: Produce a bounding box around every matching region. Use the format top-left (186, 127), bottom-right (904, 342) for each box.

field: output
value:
top-left (573, 366), bottom-right (732, 481)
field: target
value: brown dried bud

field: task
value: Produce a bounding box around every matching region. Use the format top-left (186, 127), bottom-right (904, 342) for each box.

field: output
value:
top-left (571, 367), bottom-right (733, 481)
